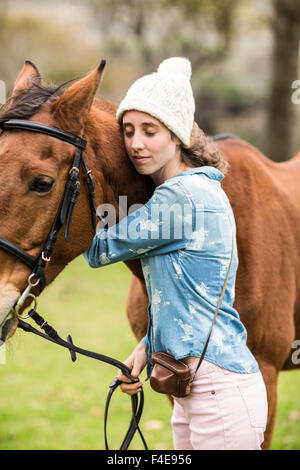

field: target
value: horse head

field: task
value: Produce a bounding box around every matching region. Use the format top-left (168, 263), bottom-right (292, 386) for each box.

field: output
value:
top-left (0, 60), bottom-right (109, 341)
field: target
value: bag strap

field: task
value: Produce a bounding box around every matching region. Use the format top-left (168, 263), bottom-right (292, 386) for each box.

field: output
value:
top-left (189, 215), bottom-right (234, 384)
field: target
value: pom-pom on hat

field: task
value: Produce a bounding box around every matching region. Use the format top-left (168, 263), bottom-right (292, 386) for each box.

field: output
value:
top-left (116, 57), bottom-right (195, 146)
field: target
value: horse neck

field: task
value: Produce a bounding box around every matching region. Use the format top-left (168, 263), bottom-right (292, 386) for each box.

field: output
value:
top-left (86, 105), bottom-right (154, 218)
top-left (82, 104), bottom-right (154, 280)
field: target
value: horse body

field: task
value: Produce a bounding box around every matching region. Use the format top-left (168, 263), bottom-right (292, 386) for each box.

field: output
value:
top-left (220, 137), bottom-right (300, 371)
top-left (124, 137), bottom-right (300, 449)
top-left (0, 61), bottom-right (299, 449)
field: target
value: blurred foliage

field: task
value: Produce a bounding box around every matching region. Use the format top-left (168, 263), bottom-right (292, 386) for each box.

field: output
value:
top-left (0, 3), bottom-right (100, 90)
top-left (0, 0), bottom-right (299, 156)
top-left (266, 0), bottom-right (300, 161)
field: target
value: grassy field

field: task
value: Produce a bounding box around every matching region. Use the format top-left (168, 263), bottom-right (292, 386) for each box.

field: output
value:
top-left (0, 256), bottom-right (299, 450)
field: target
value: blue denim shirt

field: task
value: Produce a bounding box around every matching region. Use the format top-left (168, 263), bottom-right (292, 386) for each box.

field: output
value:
top-left (83, 166), bottom-right (259, 376)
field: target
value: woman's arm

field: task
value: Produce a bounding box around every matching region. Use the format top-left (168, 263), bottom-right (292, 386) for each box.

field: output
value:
top-left (83, 182), bottom-right (189, 267)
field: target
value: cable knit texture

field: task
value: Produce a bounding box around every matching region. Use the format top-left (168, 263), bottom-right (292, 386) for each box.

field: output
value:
top-left (116, 57), bottom-right (195, 146)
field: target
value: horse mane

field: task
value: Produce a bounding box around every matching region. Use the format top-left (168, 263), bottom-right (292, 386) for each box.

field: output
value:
top-left (0, 79), bottom-right (76, 125)
top-left (0, 77), bottom-right (119, 133)
top-left (209, 133), bottom-right (239, 142)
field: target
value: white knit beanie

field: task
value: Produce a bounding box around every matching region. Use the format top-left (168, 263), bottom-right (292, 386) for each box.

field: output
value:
top-left (116, 57), bottom-right (195, 146)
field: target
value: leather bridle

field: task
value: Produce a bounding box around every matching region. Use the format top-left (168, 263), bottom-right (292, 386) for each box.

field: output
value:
top-left (0, 118), bottom-right (147, 450)
top-left (0, 119), bottom-right (96, 292)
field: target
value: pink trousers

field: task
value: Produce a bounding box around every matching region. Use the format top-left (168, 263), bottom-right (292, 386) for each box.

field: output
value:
top-left (171, 359), bottom-right (268, 450)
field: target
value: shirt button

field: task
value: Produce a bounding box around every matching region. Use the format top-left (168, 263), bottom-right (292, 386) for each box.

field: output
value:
top-left (211, 390), bottom-right (216, 395)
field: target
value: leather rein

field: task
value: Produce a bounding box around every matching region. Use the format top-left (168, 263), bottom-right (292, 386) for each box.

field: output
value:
top-left (0, 119), bottom-right (147, 450)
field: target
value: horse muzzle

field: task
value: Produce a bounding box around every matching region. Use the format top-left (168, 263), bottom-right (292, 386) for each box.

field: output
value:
top-left (0, 314), bottom-right (16, 343)
top-left (0, 286), bottom-right (21, 342)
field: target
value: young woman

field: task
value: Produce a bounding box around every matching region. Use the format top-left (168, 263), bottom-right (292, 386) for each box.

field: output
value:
top-left (84, 57), bottom-right (268, 450)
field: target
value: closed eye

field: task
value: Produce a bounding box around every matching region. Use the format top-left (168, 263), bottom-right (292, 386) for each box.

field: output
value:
top-left (124, 131), bottom-right (155, 137)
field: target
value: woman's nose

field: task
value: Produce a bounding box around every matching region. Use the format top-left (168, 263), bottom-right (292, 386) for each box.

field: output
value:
top-left (131, 134), bottom-right (145, 151)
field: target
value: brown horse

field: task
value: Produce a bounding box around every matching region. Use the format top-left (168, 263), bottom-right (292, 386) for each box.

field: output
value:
top-left (0, 61), bottom-right (299, 450)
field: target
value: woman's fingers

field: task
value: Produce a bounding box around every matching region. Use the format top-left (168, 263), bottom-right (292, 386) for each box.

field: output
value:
top-left (117, 343), bottom-right (148, 395)
top-left (120, 380), bottom-right (143, 395)
top-left (117, 364), bottom-right (143, 396)
top-left (131, 355), bottom-right (146, 378)
top-left (117, 356), bottom-right (142, 383)
top-left (117, 368), bottom-right (143, 395)
top-left (117, 370), bottom-right (132, 383)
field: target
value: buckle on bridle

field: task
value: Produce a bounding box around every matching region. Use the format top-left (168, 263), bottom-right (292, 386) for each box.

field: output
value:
top-left (41, 252), bottom-right (51, 262)
top-left (14, 273), bottom-right (40, 318)
top-left (69, 166), bottom-right (80, 174)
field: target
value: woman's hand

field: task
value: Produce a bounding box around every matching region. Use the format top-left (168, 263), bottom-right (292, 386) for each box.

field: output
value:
top-left (117, 342), bottom-right (148, 395)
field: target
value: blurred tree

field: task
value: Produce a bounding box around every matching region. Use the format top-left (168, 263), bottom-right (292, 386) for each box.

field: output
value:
top-left (87, 0), bottom-right (238, 133)
top-left (267, 0), bottom-right (300, 161)
top-left (159, 0), bottom-right (238, 133)
top-left (0, 0), bottom-right (7, 28)
top-left (2, 0), bottom-right (297, 160)
top-left (0, 2), bottom-right (102, 95)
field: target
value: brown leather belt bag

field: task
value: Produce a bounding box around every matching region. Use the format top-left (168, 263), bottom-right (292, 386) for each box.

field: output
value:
top-left (150, 352), bottom-right (191, 397)
top-left (149, 218), bottom-right (234, 398)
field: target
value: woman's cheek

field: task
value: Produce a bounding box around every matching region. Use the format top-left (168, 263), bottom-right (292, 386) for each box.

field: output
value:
top-left (124, 137), bottom-right (132, 153)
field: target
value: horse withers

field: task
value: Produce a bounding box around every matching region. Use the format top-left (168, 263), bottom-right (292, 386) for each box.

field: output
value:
top-left (0, 60), bottom-right (299, 449)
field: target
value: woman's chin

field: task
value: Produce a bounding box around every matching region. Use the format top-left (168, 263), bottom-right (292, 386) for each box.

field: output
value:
top-left (134, 166), bottom-right (153, 176)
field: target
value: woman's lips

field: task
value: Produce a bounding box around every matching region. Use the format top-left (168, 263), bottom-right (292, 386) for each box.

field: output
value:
top-left (132, 156), bottom-right (150, 163)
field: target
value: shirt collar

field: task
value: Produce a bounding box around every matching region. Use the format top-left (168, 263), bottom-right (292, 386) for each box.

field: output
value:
top-left (173, 166), bottom-right (224, 182)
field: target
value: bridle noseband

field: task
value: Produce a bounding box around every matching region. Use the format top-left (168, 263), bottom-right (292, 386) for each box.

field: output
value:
top-left (0, 118), bottom-right (147, 450)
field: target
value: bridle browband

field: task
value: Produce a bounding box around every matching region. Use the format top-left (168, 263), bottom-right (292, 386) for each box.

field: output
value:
top-left (0, 118), bottom-right (147, 450)
top-left (2, 119), bottom-right (87, 148)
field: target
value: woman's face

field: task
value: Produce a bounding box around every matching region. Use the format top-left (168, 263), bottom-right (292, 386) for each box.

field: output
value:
top-left (122, 110), bottom-right (184, 185)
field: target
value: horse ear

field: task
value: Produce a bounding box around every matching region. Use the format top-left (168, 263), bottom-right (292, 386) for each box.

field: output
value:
top-left (51, 60), bottom-right (106, 133)
top-left (9, 60), bottom-right (42, 108)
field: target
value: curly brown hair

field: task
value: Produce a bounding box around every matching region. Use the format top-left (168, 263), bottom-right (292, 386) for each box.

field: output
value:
top-left (176, 123), bottom-right (229, 175)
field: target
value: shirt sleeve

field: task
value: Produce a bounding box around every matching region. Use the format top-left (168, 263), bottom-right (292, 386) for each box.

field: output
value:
top-left (83, 182), bottom-right (189, 268)
top-left (140, 335), bottom-right (150, 349)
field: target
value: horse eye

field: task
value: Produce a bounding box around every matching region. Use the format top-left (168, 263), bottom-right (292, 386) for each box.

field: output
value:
top-left (29, 176), bottom-right (54, 194)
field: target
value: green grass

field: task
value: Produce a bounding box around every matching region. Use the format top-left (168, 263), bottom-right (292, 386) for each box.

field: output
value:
top-left (0, 256), bottom-right (299, 450)
top-left (0, 257), bottom-right (172, 450)
top-left (271, 372), bottom-right (300, 450)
